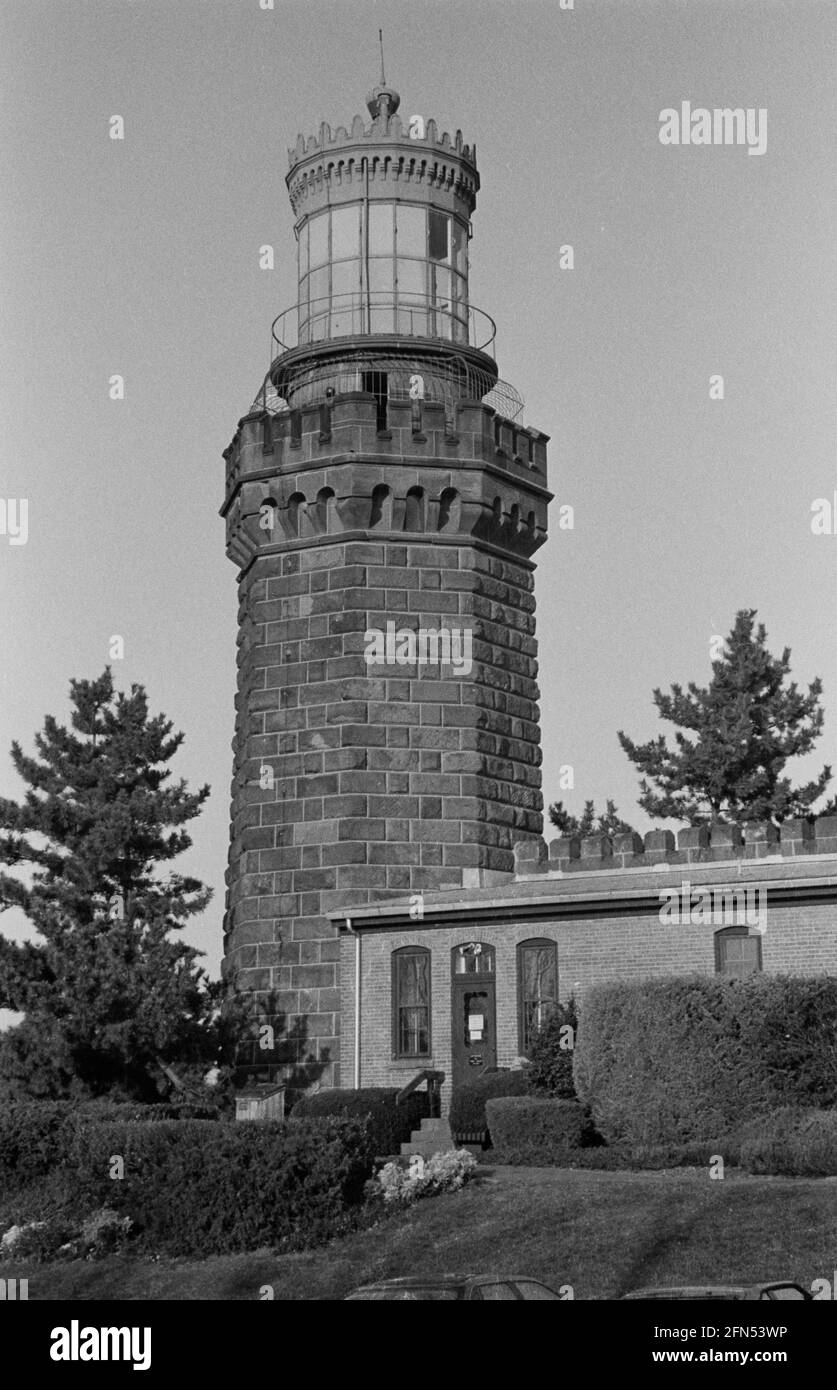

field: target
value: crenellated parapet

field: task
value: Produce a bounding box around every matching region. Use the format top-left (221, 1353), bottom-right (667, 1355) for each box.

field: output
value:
top-left (221, 397), bottom-right (551, 571)
top-left (513, 817), bottom-right (837, 877)
top-left (286, 108), bottom-right (478, 220)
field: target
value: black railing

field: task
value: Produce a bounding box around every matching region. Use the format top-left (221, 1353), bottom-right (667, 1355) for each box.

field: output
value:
top-left (272, 292), bottom-right (496, 356)
top-left (396, 1069), bottom-right (445, 1119)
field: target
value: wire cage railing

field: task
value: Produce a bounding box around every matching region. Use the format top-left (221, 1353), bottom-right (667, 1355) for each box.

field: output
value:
top-left (249, 348), bottom-right (524, 423)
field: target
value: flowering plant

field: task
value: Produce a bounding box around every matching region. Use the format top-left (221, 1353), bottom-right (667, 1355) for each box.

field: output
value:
top-left (374, 1149), bottom-right (478, 1205)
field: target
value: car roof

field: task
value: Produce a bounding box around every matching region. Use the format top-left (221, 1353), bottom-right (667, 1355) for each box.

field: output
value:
top-left (349, 1274), bottom-right (543, 1291)
top-left (622, 1281), bottom-right (809, 1300)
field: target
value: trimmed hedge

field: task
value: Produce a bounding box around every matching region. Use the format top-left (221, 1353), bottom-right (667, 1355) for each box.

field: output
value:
top-left (485, 1097), bottom-right (586, 1164)
top-left (290, 1087), bottom-right (428, 1155)
top-left (739, 1107), bottom-right (837, 1177)
top-left (573, 974), bottom-right (837, 1147)
top-left (0, 1100), bottom-right (217, 1185)
top-left (449, 1070), bottom-right (530, 1143)
top-left (70, 1116), bottom-right (375, 1255)
top-left (527, 998), bottom-right (579, 1098)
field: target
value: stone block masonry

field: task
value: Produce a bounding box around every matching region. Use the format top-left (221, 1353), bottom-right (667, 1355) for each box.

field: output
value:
top-left (221, 396), bottom-right (551, 1086)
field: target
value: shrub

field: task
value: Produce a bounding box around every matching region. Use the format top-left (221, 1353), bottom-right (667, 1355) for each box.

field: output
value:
top-left (573, 974), bottom-right (837, 1148)
top-left (486, 1097), bottom-right (587, 1164)
top-left (0, 1102), bottom-right (76, 1184)
top-left (449, 1070), bottom-right (530, 1144)
top-left (739, 1107), bottom-right (837, 1177)
top-left (373, 1149), bottom-right (478, 1205)
top-left (290, 1087), bottom-right (428, 1155)
top-left (527, 997), bottom-right (579, 1098)
top-left (68, 1116), bottom-right (375, 1256)
top-left (0, 1099), bottom-right (220, 1188)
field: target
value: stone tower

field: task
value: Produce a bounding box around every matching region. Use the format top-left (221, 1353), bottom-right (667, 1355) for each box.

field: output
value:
top-left (221, 76), bottom-right (551, 1088)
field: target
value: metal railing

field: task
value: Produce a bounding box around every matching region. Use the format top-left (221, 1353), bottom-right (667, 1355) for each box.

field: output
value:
top-left (271, 292), bottom-right (497, 357)
top-left (396, 1069), bottom-right (445, 1119)
top-left (250, 349), bottom-right (525, 423)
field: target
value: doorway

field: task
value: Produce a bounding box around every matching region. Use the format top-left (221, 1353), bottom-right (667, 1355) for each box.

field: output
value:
top-left (451, 943), bottom-right (497, 1089)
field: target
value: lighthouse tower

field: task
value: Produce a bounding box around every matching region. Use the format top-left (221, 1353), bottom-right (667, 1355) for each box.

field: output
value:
top-left (221, 75), bottom-right (551, 1088)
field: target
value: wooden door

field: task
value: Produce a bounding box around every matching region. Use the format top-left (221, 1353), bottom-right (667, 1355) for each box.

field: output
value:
top-left (451, 943), bottom-right (497, 1089)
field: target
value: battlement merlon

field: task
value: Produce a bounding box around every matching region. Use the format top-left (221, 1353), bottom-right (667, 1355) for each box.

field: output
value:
top-left (513, 816), bottom-right (837, 876)
top-left (286, 110), bottom-right (479, 220)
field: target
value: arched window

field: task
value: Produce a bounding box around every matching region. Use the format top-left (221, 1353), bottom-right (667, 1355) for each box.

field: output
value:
top-left (517, 938), bottom-right (558, 1054)
top-left (438, 487), bottom-right (460, 532)
top-left (369, 483), bottom-right (391, 529)
top-left (392, 946), bottom-right (431, 1058)
top-left (715, 926), bottom-right (762, 979)
top-left (286, 492), bottom-right (306, 537)
top-left (403, 486), bottom-right (425, 532)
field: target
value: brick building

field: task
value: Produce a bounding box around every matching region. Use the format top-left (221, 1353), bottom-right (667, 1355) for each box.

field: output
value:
top-left (333, 818), bottom-right (837, 1111)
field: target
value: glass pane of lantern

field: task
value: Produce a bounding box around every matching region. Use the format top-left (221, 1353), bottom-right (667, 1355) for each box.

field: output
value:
top-left (309, 212), bottom-right (328, 268)
top-left (396, 258), bottom-right (425, 298)
top-left (397, 204), bottom-right (426, 258)
top-left (331, 204), bottom-right (359, 262)
top-left (368, 201), bottom-right (394, 256)
top-left (429, 209), bottom-right (450, 262)
top-left (452, 218), bottom-right (467, 275)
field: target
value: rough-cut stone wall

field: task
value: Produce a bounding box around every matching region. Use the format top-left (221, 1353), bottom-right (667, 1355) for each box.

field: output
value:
top-left (222, 396), bottom-right (550, 1087)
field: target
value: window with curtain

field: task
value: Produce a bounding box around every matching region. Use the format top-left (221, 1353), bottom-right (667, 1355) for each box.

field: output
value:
top-left (715, 927), bottom-right (762, 979)
top-left (518, 939), bottom-right (558, 1054)
top-left (392, 947), bottom-right (431, 1057)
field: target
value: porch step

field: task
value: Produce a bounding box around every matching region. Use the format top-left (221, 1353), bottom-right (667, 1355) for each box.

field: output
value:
top-left (400, 1116), bottom-right (455, 1158)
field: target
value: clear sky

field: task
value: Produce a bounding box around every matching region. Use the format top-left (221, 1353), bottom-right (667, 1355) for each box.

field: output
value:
top-left (1, 0), bottom-right (835, 1002)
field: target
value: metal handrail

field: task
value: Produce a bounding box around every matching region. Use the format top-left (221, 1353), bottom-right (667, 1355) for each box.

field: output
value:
top-left (271, 292), bottom-right (496, 356)
top-left (396, 1069), bottom-right (445, 1119)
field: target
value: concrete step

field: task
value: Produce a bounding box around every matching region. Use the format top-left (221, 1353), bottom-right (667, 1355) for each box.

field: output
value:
top-left (400, 1118), bottom-right (455, 1158)
top-left (399, 1138), bottom-right (456, 1158)
top-left (419, 1118), bottom-right (451, 1135)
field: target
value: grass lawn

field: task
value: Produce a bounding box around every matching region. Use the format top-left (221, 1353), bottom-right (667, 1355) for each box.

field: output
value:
top-left (2, 1166), bottom-right (833, 1301)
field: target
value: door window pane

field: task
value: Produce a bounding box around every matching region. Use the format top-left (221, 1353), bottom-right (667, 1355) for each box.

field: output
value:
top-left (429, 209), bottom-right (450, 262)
top-left (331, 204), bottom-right (359, 261)
top-left (309, 212), bottom-right (328, 268)
top-left (477, 1284), bottom-right (519, 1301)
top-left (397, 204), bottom-right (426, 257)
top-left (368, 202), bottom-right (394, 255)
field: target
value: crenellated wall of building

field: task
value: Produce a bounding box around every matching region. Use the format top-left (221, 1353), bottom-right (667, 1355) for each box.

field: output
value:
top-left (513, 816), bottom-right (837, 877)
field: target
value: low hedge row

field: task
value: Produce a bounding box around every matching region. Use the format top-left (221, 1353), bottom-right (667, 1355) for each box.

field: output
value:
top-left (0, 1100), bottom-right (218, 1184)
top-left (574, 974), bottom-right (837, 1147)
top-left (290, 1087), bottom-right (428, 1155)
top-left (449, 1070), bottom-right (530, 1143)
top-left (486, 1097), bottom-right (587, 1164)
top-left (69, 1116), bottom-right (375, 1255)
top-left (739, 1107), bottom-right (837, 1177)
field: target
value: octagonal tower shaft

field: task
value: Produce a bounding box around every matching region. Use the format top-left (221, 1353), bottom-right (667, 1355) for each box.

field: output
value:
top-left (221, 84), bottom-right (551, 1088)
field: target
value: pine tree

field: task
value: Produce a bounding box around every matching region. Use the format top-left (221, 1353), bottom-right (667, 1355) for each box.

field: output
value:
top-left (548, 798), bottom-right (636, 838)
top-left (618, 610), bottom-right (832, 825)
top-left (0, 669), bottom-right (239, 1100)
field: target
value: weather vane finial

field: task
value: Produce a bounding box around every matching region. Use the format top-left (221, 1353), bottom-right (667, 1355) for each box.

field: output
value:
top-left (379, 28), bottom-right (386, 85)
